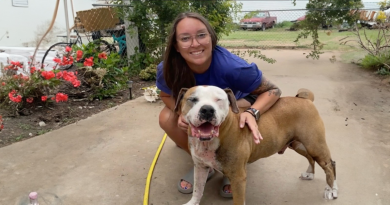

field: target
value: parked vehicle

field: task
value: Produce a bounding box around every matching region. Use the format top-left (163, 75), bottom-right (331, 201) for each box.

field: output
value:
top-left (240, 11), bottom-right (277, 31)
top-left (292, 15), bottom-right (332, 29)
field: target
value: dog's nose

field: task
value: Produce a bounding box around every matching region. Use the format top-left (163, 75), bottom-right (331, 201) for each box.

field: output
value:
top-left (199, 105), bottom-right (215, 121)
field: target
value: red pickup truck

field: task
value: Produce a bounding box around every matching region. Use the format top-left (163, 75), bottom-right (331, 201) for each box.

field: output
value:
top-left (240, 11), bottom-right (277, 31)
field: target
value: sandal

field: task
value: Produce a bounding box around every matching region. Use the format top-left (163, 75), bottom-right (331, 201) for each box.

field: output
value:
top-left (219, 176), bottom-right (233, 198)
top-left (177, 167), bottom-right (215, 194)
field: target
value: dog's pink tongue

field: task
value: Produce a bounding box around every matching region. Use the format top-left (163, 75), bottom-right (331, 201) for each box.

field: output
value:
top-left (199, 123), bottom-right (213, 133)
top-left (191, 123), bottom-right (219, 138)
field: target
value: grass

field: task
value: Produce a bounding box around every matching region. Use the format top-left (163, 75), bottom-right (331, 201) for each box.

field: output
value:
top-left (219, 28), bottom-right (385, 52)
top-left (19, 123), bottom-right (32, 130)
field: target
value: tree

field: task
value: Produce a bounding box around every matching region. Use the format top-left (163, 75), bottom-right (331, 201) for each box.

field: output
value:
top-left (114, 0), bottom-right (242, 72)
top-left (293, 0), bottom-right (363, 59)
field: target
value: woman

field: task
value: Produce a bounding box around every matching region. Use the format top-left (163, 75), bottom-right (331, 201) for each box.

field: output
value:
top-left (156, 12), bottom-right (281, 197)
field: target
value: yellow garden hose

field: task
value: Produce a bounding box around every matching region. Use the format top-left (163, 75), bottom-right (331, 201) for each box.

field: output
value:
top-left (143, 133), bottom-right (167, 205)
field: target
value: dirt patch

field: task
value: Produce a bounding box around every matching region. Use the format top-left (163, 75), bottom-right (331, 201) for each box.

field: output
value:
top-left (0, 76), bottom-right (156, 148)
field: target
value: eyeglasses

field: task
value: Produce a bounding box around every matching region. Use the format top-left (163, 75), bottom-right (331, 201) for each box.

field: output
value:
top-left (177, 33), bottom-right (210, 48)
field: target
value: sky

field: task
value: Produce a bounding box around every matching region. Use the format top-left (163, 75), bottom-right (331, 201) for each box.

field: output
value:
top-left (235, 1), bottom-right (383, 23)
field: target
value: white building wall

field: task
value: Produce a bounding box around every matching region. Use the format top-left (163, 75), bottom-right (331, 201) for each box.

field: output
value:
top-left (0, 0), bottom-right (98, 47)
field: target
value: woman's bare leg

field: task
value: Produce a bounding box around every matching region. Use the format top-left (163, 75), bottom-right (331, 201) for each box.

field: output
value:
top-left (159, 106), bottom-right (190, 154)
top-left (159, 106), bottom-right (196, 190)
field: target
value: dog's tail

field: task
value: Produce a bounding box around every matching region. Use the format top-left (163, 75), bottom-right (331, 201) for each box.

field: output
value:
top-left (295, 88), bottom-right (314, 102)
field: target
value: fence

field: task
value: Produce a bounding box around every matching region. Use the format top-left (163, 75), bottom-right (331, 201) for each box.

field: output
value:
top-left (72, 3), bottom-right (141, 59)
top-left (220, 6), bottom-right (386, 50)
top-left (71, 3), bottom-right (384, 55)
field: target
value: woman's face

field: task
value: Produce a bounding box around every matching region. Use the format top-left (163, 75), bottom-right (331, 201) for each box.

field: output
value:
top-left (175, 17), bottom-right (213, 74)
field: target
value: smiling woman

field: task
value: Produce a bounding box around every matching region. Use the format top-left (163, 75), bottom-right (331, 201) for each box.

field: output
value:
top-left (156, 12), bottom-right (281, 198)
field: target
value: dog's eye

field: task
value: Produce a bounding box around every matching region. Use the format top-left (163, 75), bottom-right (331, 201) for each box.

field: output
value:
top-left (187, 97), bottom-right (198, 103)
top-left (216, 98), bottom-right (222, 102)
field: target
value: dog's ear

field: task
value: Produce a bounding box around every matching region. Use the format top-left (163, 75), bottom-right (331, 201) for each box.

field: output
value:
top-left (224, 88), bottom-right (239, 114)
top-left (174, 88), bottom-right (188, 113)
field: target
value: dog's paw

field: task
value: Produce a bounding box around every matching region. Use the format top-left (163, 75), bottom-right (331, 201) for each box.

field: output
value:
top-left (299, 172), bottom-right (314, 180)
top-left (324, 184), bottom-right (338, 199)
top-left (183, 200), bottom-right (200, 205)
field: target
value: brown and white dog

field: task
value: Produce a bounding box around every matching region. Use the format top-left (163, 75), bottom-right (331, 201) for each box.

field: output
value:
top-left (174, 86), bottom-right (338, 205)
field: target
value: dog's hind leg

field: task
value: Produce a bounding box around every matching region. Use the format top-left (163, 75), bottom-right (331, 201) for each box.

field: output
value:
top-left (316, 157), bottom-right (338, 199)
top-left (289, 141), bottom-right (315, 180)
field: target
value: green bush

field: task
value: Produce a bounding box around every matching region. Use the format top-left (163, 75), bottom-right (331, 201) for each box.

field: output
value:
top-left (72, 42), bottom-right (129, 100)
top-left (375, 67), bottom-right (390, 76)
top-left (290, 22), bottom-right (302, 31)
top-left (139, 64), bottom-right (157, 81)
top-left (128, 50), bottom-right (157, 77)
top-left (275, 21), bottom-right (294, 28)
top-left (360, 53), bottom-right (390, 70)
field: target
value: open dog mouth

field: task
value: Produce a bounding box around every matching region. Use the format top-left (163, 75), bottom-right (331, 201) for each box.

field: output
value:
top-left (190, 122), bottom-right (220, 141)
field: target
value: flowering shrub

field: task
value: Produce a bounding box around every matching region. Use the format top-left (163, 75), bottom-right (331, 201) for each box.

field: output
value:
top-left (0, 42), bottom-right (130, 113)
top-left (0, 67), bottom-right (80, 113)
top-left (72, 42), bottom-right (129, 99)
top-left (0, 46), bottom-right (82, 114)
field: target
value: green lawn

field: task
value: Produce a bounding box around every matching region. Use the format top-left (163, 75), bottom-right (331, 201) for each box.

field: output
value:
top-left (219, 29), bottom-right (384, 52)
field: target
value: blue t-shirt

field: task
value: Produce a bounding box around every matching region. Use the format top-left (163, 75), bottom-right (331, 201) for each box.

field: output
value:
top-left (156, 46), bottom-right (262, 99)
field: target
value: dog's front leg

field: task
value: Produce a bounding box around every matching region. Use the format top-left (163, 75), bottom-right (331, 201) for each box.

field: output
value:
top-left (183, 165), bottom-right (209, 205)
top-left (228, 169), bottom-right (247, 205)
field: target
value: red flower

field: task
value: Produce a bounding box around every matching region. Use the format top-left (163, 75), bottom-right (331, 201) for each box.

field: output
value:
top-left (21, 75), bottom-right (29, 81)
top-left (56, 71), bottom-right (63, 79)
top-left (65, 46), bottom-right (72, 52)
top-left (69, 56), bottom-right (74, 64)
top-left (62, 56), bottom-right (73, 65)
top-left (83, 57), bottom-right (94, 67)
top-left (30, 66), bottom-right (36, 74)
top-left (8, 90), bottom-right (22, 103)
top-left (98, 52), bottom-right (107, 59)
top-left (53, 58), bottom-right (61, 64)
top-left (10, 61), bottom-right (23, 68)
top-left (60, 71), bottom-right (80, 87)
top-left (55, 93), bottom-right (68, 103)
top-left (41, 71), bottom-right (55, 80)
top-left (76, 50), bottom-right (83, 61)
top-left (26, 97), bottom-right (34, 103)
top-left (41, 96), bottom-right (48, 102)
top-left (1, 82), bottom-right (5, 86)
top-left (72, 79), bottom-right (81, 87)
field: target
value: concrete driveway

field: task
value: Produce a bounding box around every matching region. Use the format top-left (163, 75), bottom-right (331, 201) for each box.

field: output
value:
top-left (1, 50), bottom-right (389, 205)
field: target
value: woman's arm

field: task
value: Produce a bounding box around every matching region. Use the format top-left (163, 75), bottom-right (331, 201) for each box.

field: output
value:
top-left (239, 76), bottom-right (281, 144)
top-left (160, 91), bottom-right (176, 111)
top-left (250, 76), bottom-right (281, 114)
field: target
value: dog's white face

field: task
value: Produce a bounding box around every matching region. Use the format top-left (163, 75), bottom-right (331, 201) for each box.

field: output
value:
top-left (180, 86), bottom-right (231, 141)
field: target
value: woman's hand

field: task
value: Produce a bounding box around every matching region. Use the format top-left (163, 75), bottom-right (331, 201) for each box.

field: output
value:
top-left (239, 112), bottom-right (263, 144)
top-left (178, 114), bottom-right (189, 132)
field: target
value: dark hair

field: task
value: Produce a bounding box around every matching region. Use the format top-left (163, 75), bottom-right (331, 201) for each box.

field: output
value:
top-left (163, 12), bottom-right (218, 100)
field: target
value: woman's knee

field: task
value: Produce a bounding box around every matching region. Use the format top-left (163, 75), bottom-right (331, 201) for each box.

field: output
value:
top-left (159, 106), bottom-right (177, 130)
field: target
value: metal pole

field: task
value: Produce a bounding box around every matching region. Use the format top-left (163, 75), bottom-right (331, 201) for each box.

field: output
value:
top-left (64, 0), bottom-right (70, 43)
top-left (123, 0), bottom-right (139, 61)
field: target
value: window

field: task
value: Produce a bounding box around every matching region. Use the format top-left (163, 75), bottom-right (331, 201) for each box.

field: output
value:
top-left (256, 12), bottom-right (266, 18)
top-left (12, 0), bottom-right (28, 7)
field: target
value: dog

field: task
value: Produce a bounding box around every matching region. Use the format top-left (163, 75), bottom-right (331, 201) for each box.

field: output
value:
top-left (174, 86), bottom-right (338, 205)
